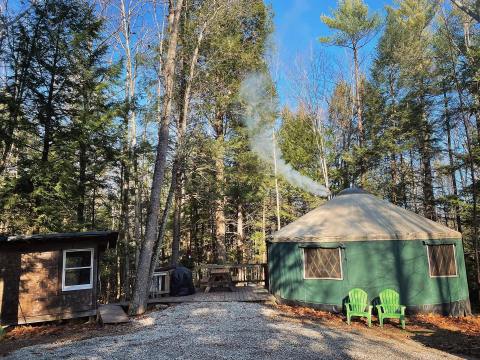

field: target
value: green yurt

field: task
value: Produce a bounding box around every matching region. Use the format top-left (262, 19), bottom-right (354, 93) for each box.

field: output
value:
top-left (268, 188), bottom-right (471, 316)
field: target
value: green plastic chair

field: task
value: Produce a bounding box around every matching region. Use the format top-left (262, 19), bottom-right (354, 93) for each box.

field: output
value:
top-left (376, 289), bottom-right (406, 329)
top-left (346, 288), bottom-right (372, 327)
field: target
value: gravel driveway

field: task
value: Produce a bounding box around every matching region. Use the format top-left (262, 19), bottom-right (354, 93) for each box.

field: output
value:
top-left (7, 302), bottom-right (458, 359)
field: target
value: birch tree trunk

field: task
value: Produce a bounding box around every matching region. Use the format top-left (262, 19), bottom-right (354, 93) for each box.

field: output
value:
top-left (117, 0), bottom-right (140, 298)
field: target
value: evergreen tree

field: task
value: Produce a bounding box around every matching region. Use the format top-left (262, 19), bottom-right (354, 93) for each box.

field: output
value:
top-left (320, 0), bottom-right (380, 159)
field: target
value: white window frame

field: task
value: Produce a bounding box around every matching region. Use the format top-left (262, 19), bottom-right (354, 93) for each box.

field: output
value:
top-left (303, 247), bottom-right (343, 280)
top-left (62, 248), bottom-right (94, 291)
top-left (426, 244), bottom-right (458, 278)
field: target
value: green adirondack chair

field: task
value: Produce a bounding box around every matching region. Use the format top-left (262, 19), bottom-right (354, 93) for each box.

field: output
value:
top-left (376, 289), bottom-right (406, 329)
top-left (346, 288), bottom-right (372, 327)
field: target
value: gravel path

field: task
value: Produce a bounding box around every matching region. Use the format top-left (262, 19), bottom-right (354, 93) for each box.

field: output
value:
top-left (7, 302), bottom-right (458, 360)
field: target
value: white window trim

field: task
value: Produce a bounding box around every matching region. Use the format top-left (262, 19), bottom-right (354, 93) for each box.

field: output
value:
top-left (62, 248), bottom-right (94, 291)
top-left (426, 244), bottom-right (458, 278)
top-left (303, 247), bottom-right (343, 280)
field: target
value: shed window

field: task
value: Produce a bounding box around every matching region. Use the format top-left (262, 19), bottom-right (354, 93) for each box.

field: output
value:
top-left (427, 244), bottom-right (457, 277)
top-left (62, 249), bottom-right (93, 291)
top-left (304, 248), bottom-right (342, 279)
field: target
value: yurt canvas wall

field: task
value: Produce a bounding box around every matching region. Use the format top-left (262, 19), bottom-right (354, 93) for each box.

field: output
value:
top-left (268, 188), bottom-right (471, 316)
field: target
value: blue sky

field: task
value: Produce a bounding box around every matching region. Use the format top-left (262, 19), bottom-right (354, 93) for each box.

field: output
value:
top-left (268, 0), bottom-right (395, 107)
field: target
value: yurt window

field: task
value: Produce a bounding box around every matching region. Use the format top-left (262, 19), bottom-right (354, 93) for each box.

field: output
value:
top-left (303, 248), bottom-right (343, 280)
top-left (427, 244), bottom-right (457, 277)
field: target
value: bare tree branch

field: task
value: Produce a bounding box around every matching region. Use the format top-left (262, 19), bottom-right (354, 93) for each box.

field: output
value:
top-left (450, 0), bottom-right (480, 22)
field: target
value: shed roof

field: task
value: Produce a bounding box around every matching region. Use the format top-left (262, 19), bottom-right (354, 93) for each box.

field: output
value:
top-left (0, 231), bottom-right (118, 247)
top-left (271, 188), bottom-right (461, 242)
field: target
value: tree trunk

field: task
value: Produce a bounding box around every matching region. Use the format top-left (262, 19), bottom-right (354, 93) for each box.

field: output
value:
top-left (134, 155), bottom-right (142, 268)
top-left (399, 153), bottom-right (408, 208)
top-left (409, 149), bottom-right (418, 214)
top-left (419, 133), bottom-right (436, 221)
top-left (312, 114), bottom-right (330, 194)
top-left (41, 68), bottom-right (57, 162)
top-left (440, 15), bottom-right (480, 293)
top-left (129, 0), bottom-right (184, 316)
top-left (272, 130), bottom-right (281, 230)
top-left (145, 0), bottom-right (168, 278)
top-left (443, 88), bottom-right (462, 232)
top-left (77, 140), bottom-right (87, 227)
top-left (418, 89), bottom-right (436, 221)
top-left (454, 82), bottom-right (480, 304)
top-left (262, 198), bottom-right (267, 263)
top-left (0, 18), bottom-right (38, 175)
top-left (118, 0), bottom-right (138, 297)
top-left (236, 202), bottom-right (244, 263)
top-left (353, 45), bottom-right (363, 141)
top-left (39, 29), bottom-right (63, 164)
top-left (189, 173), bottom-right (200, 264)
top-left (450, 0), bottom-right (480, 23)
top-left (390, 153), bottom-right (398, 204)
top-left (91, 174), bottom-right (96, 228)
top-left (171, 167), bottom-right (182, 266)
top-left (149, 163), bottom-right (177, 278)
top-left (341, 132), bottom-right (349, 189)
top-left (120, 161), bottom-right (130, 299)
top-left (353, 45), bottom-right (366, 185)
top-left (388, 74), bottom-right (399, 205)
top-left (170, 12), bottom-right (206, 266)
top-left (214, 111), bottom-right (227, 263)
top-left (443, 31), bottom-right (480, 300)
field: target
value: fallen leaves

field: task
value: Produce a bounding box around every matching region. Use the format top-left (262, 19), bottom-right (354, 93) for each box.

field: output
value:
top-left (274, 303), bottom-right (480, 358)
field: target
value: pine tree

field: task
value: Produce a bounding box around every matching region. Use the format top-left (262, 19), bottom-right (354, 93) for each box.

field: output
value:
top-left (320, 0), bottom-right (380, 160)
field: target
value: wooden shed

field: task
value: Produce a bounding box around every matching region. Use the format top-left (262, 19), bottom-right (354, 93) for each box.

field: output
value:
top-left (0, 231), bottom-right (117, 325)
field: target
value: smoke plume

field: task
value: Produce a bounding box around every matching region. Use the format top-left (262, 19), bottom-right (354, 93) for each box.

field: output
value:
top-left (239, 73), bottom-right (330, 197)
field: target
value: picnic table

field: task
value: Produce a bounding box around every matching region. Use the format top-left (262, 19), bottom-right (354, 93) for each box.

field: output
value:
top-left (204, 267), bottom-right (235, 293)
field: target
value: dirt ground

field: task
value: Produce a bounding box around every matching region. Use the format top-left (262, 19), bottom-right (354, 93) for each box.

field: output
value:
top-left (0, 304), bottom-right (479, 358)
top-left (0, 317), bottom-right (136, 357)
top-left (0, 302), bottom-right (464, 360)
top-left (274, 304), bottom-right (480, 359)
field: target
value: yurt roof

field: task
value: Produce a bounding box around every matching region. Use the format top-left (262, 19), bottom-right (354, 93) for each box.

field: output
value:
top-left (271, 188), bottom-right (461, 243)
